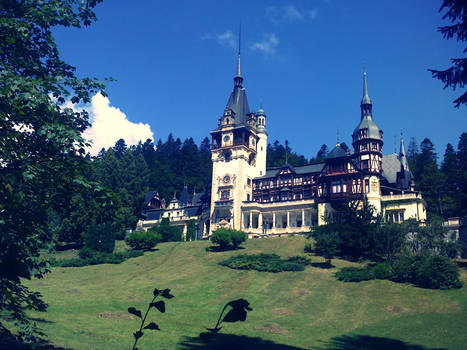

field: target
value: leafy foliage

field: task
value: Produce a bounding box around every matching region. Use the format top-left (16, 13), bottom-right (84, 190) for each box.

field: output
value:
top-left (186, 219), bottom-right (197, 241)
top-left (392, 254), bottom-right (462, 289)
top-left (151, 218), bottom-right (182, 242)
top-left (125, 230), bottom-right (161, 251)
top-left (210, 229), bottom-right (247, 250)
top-left (0, 0), bottom-right (107, 334)
top-left (84, 222), bottom-right (116, 253)
top-left (336, 255), bottom-right (462, 290)
top-left (54, 249), bottom-right (143, 267)
top-left (220, 253), bottom-right (310, 273)
top-left (128, 288), bottom-right (174, 350)
top-left (428, 0), bottom-right (466, 107)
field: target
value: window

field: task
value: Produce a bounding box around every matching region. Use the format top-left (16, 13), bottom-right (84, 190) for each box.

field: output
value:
top-left (247, 178), bottom-right (251, 186)
top-left (247, 194), bottom-right (250, 201)
top-left (220, 190), bottom-right (229, 200)
top-left (224, 150), bottom-right (231, 162)
top-left (399, 212), bottom-right (404, 222)
top-left (365, 179), bottom-right (370, 193)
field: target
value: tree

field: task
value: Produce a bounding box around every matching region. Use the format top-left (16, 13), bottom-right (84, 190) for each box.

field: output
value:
top-left (458, 132), bottom-right (467, 216)
top-left (312, 226), bottom-right (341, 266)
top-left (429, 0), bottom-right (466, 107)
top-left (440, 143), bottom-right (459, 217)
top-left (415, 138), bottom-right (443, 217)
top-left (186, 220), bottom-right (197, 241)
top-left (0, 0), bottom-right (105, 335)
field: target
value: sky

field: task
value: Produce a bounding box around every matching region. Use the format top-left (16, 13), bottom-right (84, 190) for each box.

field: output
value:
top-left (53, 0), bottom-right (466, 159)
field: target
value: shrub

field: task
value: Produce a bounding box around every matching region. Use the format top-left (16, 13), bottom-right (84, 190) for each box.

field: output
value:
top-left (412, 254), bottom-right (463, 290)
top-left (220, 253), bottom-right (308, 273)
top-left (211, 229), bottom-right (232, 250)
top-left (335, 263), bottom-right (392, 282)
top-left (230, 230), bottom-right (247, 248)
top-left (78, 247), bottom-right (95, 259)
top-left (210, 229), bottom-right (247, 250)
top-left (371, 262), bottom-right (393, 279)
top-left (335, 266), bottom-right (374, 282)
top-left (84, 222), bottom-right (116, 253)
top-left (304, 242), bottom-right (312, 253)
top-left (56, 250), bottom-right (144, 267)
top-left (286, 256), bottom-right (312, 266)
top-left (125, 230), bottom-right (161, 251)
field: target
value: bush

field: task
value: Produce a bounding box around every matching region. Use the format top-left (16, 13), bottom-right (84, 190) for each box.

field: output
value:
top-left (371, 262), bottom-right (393, 279)
top-left (220, 253), bottom-right (309, 273)
top-left (412, 254), bottom-right (463, 290)
top-left (125, 230), bottom-right (161, 251)
top-left (210, 229), bottom-right (247, 250)
top-left (286, 256), bottom-right (312, 266)
top-left (84, 222), bottom-right (116, 253)
top-left (78, 247), bottom-right (95, 259)
top-left (211, 229), bottom-right (233, 250)
top-left (335, 266), bottom-right (374, 282)
top-left (304, 242), bottom-right (312, 253)
top-left (55, 250), bottom-right (144, 267)
top-left (335, 263), bottom-right (392, 282)
top-left (230, 230), bottom-right (247, 248)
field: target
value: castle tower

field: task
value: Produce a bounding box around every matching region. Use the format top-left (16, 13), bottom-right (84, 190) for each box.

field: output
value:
top-left (209, 42), bottom-right (262, 233)
top-left (256, 107), bottom-right (268, 177)
top-left (352, 72), bottom-right (384, 212)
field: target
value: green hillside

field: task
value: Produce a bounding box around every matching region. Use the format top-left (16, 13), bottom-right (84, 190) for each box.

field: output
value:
top-left (26, 237), bottom-right (467, 349)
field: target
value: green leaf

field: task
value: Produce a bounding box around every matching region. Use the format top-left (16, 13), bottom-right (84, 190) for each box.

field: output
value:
top-left (128, 307), bottom-right (142, 318)
top-left (150, 300), bottom-right (165, 313)
top-left (143, 322), bottom-right (160, 330)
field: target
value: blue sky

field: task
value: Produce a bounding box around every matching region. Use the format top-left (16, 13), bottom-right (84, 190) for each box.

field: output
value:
top-left (54, 0), bottom-right (465, 159)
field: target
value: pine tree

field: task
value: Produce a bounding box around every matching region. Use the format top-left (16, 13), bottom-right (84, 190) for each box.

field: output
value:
top-left (440, 143), bottom-right (459, 217)
top-left (457, 132), bottom-right (467, 216)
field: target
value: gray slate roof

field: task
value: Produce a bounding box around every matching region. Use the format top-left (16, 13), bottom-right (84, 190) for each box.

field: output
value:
top-left (352, 115), bottom-right (383, 142)
top-left (143, 191), bottom-right (158, 206)
top-left (258, 163), bottom-right (325, 179)
top-left (326, 144), bottom-right (348, 159)
top-left (382, 154), bottom-right (400, 184)
top-left (226, 86), bottom-right (250, 126)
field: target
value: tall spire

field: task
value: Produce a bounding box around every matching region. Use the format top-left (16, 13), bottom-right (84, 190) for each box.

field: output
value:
top-left (360, 71), bottom-right (373, 119)
top-left (362, 71), bottom-right (371, 105)
top-left (399, 132), bottom-right (409, 171)
top-left (234, 24), bottom-right (243, 88)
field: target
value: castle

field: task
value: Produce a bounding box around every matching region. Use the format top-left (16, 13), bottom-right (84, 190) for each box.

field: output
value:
top-left (138, 51), bottom-right (427, 238)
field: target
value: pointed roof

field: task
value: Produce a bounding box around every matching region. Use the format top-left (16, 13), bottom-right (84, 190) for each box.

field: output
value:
top-left (179, 185), bottom-right (190, 206)
top-left (326, 143), bottom-right (348, 159)
top-left (353, 72), bottom-right (383, 143)
top-left (225, 35), bottom-right (250, 126)
top-left (361, 71), bottom-right (371, 105)
top-left (399, 133), bottom-right (409, 171)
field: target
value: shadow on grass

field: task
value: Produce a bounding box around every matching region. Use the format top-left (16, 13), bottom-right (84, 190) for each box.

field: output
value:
top-left (205, 246), bottom-right (245, 253)
top-left (311, 262), bottom-right (334, 269)
top-left (0, 326), bottom-right (71, 350)
top-left (178, 332), bottom-right (306, 350)
top-left (311, 335), bottom-right (446, 350)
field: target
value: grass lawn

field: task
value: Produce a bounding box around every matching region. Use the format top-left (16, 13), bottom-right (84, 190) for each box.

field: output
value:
top-left (24, 236), bottom-right (467, 349)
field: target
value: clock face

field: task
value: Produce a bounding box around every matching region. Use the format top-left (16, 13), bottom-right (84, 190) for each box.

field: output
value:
top-left (223, 135), bottom-right (230, 142)
top-left (223, 175), bottom-right (230, 184)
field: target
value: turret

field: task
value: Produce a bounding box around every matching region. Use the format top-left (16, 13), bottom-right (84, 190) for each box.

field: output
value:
top-left (352, 72), bottom-right (384, 174)
top-left (256, 107), bottom-right (268, 177)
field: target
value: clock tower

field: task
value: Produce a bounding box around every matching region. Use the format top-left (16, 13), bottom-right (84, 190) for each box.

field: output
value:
top-left (209, 47), bottom-right (266, 233)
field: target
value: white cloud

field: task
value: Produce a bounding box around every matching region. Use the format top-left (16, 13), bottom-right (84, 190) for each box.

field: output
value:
top-left (83, 93), bottom-right (153, 155)
top-left (201, 30), bottom-right (237, 50)
top-left (251, 33), bottom-right (279, 56)
top-left (265, 5), bottom-right (318, 23)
